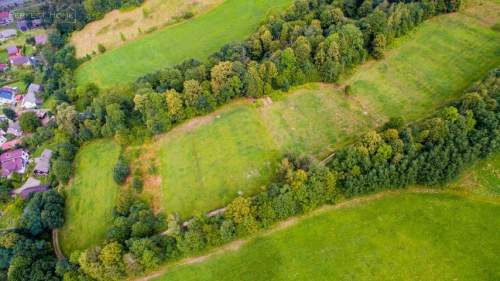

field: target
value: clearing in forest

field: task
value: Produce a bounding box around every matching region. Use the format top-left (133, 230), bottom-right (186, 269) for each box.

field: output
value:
top-left (59, 140), bottom-right (121, 255)
top-left (150, 158), bottom-right (500, 281)
top-left (62, 1), bottom-right (500, 251)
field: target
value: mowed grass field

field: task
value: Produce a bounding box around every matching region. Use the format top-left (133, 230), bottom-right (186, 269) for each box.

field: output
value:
top-left (147, 4), bottom-right (500, 218)
top-left (154, 189), bottom-right (500, 281)
top-left (60, 140), bottom-right (121, 255)
top-left (75, 0), bottom-right (294, 87)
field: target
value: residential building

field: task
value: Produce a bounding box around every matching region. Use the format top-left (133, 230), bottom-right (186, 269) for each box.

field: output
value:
top-left (0, 148), bottom-right (28, 177)
top-left (1, 139), bottom-right (20, 151)
top-left (0, 63), bottom-right (7, 72)
top-left (6, 45), bottom-right (18, 57)
top-left (34, 34), bottom-right (47, 45)
top-left (0, 11), bottom-right (12, 25)
top-left (11, 177), bottom-right (48, 198)
top-left (0, 29), bottom-right (16, 41)
top-left (33, 149), bottom-right (52, 176)
top-left (7, 120), bottom-right (21, 136)
top-left (9, 55), bottom-right (29, 67)
top-left (22, 83), bottom-right (41, 109)
top-left (0, 0), bottom-right (24, 9)
top-left (16, 20), bottom-right (27, 32)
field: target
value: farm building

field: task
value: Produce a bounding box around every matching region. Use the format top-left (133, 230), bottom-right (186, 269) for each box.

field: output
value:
top-left (11, 177), bottom-right (48, 198)
top-left (0, 148), bottom-right (29, 177)
top-left (33, 149), bottom-right (53, 176)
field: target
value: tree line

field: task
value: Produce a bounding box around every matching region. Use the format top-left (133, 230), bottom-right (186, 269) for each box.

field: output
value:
top-left (0, 0), bottom-right (467, 280)
top-left (52, 68), bottom-right (499, 281)
top-left (38, 0), bottom-right (462, 186)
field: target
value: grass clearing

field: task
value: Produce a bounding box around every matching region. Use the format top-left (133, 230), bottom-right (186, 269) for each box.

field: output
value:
top-left (141, 4), bottom-right (500, 218)
top-left (75, 0), bottom-right (294, 87)
top-left (64, 1), bottom-right (500, 249)
top-left (59, 140), bottom-right (121, 255)
top-left (153, 189), bottom-right (500, 281)
top-left (71, 0), bottom-right (225, 57)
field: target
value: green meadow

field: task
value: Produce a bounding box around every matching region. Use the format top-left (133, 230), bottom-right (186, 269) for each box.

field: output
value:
top-left (151, 5), bottom-right (500, 218)
top-left (152, 153), bottom-right (500, 281)
top-left (75, 0), bottom-right (294, 87)
top-left (154, 191), bottom-right (500, 281)
top-left (62, 1), bottom-right (500, 250)
top-left (59, 140), bottom-right (121, 255)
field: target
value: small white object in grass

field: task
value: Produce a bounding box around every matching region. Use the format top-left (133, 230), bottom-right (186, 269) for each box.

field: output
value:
top-left (363, 111), bottom-right (368, 115)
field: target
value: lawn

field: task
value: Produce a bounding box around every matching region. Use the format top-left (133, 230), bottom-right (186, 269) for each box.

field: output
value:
top-left (154, 191), bottom-right (500, 281)
top-left (59, 140), bottom-right (121, 255)
top-left (145, 3), bottom-right (500, 218)
top-left (75, 0), bottom-right (294, 87)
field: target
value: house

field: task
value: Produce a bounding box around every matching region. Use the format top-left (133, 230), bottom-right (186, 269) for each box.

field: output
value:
top-left (33, 149), bottom-right (52, 176)
top-left (0, 63), bottom-right (7, 72)
top-left (16, 20), bottom-right (27, 32)
top-left (22, 83), bottom-right (41, 109)
top-left (7, 120), bottom-right (21, 136)
top-left (11, 177), bottom-right (48, 199)
top-left (0, 11), bottom-right (12, 25)
top-left (6, 45), bottom-right (19, 57)
top-left (0, 0), bottom-right (24, 9)
top-left (1, 139), bottom-right (20, 151)
top-left (9, 55), bottom-right (30, 67)
top-left (0, 148), bottom-right (29, 177)
top-left (31, 19), bottom-right (42, 28)
top-left (34, 34), bottom-right (47, 45)
top-left (0, 29), bottom-right (16, 41)
top-left (0, 87), bottom-right (17, 105)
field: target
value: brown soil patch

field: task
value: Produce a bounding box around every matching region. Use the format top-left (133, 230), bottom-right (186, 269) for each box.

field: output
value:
top-left (71, 0), bottom-right (224, 57)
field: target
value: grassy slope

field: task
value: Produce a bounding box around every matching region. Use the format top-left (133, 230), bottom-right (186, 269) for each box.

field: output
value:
top-left (70, 0), bottom-right (225, 57)
top-left (60, 140), bottom-right (121, 255)
top-left (153, 155), bottom-right (500, 280)
top-left (75, 0), bottom-right (293, 87)
top-left (63, 1), bottom-right (500, 248)
top-left (149, 4), bottom-right (500, 217)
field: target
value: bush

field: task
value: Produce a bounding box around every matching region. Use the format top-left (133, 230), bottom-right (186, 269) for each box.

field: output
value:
top-left (19, 112), bottom-right (41, 133)
top-left (113, 157), bottom-right (130, 184)
top-left (97, 43), bottom-right (106, 54)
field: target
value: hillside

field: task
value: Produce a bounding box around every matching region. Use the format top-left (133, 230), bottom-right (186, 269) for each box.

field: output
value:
top-left (70, 0), bottom-right (224, 57)
top-left (60, 0), bottom-right (500, 255)
top-left (149, 153), bottom-right (500, 281)
top-left (74, 0), bottom-right (294, 87)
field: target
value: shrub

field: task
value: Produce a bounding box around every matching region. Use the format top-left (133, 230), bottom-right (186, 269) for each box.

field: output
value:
top-left (113, 157), bottom-right (130, 184)
top-left (97, 43), bottom-right (106, 54)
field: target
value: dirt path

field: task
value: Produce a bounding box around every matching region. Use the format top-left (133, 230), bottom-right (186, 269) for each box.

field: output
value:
top-left (52, 229), bottom-right (66, 261)
top-left (131, 188), bottom-right (444, 281)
